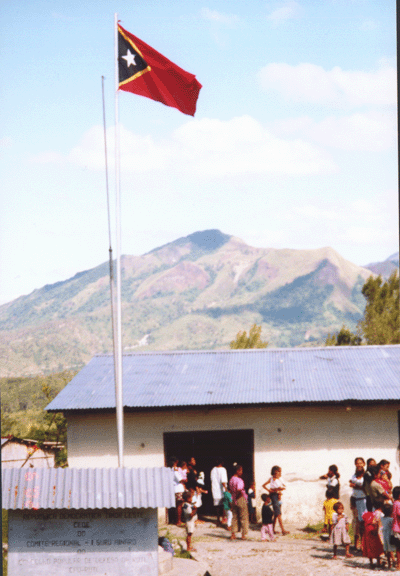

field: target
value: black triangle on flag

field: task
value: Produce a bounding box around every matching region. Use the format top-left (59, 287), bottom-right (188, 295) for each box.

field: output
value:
top-left (118, 27), bottom-right (151, 86)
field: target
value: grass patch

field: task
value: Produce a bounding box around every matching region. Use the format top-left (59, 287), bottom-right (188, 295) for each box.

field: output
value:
top-left (301, 520), bottom-right (355, 544)
top-left (303, 521), bottom-right (324, 533)
top-left (159, 527), bottom-right (194, 559)
top-left (176, 550), bottom-right (192, 559)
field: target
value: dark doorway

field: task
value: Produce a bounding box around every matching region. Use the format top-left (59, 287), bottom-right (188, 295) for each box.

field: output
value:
top-left (164, 429), bottom-right (254, 515)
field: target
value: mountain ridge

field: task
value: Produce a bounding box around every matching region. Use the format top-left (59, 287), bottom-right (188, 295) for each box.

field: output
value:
top-left (0, 229), bottom-right (389, 377)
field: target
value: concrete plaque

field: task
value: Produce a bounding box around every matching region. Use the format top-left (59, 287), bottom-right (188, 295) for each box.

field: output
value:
top-left (8, 508), bottom-right (158, 576)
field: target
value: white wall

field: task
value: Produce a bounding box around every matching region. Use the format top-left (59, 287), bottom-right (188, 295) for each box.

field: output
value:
top-left (67, 404), bottom-right (399, 525)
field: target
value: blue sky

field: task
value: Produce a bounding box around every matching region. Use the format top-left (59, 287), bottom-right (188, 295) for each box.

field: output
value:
top-left (0, 0), bottom-right (397, 304)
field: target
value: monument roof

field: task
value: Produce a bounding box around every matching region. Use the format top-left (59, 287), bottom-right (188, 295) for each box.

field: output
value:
top-left (2, 467), bottom-right (174, 510)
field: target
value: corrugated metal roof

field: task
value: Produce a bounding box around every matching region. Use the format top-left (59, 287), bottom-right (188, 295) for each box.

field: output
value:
top-left (2, 467), bottom-right (175, 510)
top-left (46, 345), bottom-right (400, 412)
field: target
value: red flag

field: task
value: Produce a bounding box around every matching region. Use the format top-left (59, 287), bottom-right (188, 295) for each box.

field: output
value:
top-left (118, 24), bottom-right (202, 116)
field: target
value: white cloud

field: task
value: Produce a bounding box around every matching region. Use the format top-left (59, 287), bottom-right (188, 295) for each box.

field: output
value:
top-left (37, 116), bottom-right (335, 178)
top-left (258, 62), bottom-right (396, 107)
top-left (260, 190), bottom-right (399, 260)
top-left (267, 1), bottom-right (302, 25)
top-left (67, 125), bottom-right (173, 172)
top-left (200, 7), bottom-right (239, 26)
top-left (173, 116), bottom-right (335, 176)
top-left (275, 111), bottom-right (396, 151)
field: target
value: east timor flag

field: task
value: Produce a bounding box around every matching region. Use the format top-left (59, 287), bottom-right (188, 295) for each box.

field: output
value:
top-left (118, 24), bottom-right (202, 116)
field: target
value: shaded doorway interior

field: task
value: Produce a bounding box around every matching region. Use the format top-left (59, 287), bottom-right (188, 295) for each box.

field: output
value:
top-left (164, 429), bottom-right (254, 516)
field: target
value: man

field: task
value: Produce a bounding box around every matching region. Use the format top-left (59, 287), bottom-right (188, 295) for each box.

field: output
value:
top-left (210, 457), bottom-right (228, 526)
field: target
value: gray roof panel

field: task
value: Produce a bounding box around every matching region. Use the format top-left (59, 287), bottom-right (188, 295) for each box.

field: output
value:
top-left (2, 467), bottom-right (175, 510)
top-left (45, 346), bottom-right (400, 412)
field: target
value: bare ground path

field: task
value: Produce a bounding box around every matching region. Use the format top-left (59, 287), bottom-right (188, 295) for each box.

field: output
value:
top-left (160, 522), bottom-right (398, 576)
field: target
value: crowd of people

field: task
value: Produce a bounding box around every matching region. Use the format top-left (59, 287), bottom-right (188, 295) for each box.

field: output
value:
top-left (169, 456), bottom-right (290, 552)
top-left (169, 455), bottom-right (400, 569)
top-left (320, 457), bottom-right (400, 569)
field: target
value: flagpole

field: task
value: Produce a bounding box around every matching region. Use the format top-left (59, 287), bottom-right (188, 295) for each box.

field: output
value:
top-left (101, 75), bottom-right (119, 431)
top-left (114, 12), bottom-right (124, 468)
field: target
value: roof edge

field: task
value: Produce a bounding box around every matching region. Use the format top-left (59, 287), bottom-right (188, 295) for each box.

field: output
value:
top-left (52, 398), bottom-right (400, 415)
top-left (91, 344), bottom-right (400, 358)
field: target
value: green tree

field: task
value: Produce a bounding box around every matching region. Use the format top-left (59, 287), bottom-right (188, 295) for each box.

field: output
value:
top-left (325, 271), bottom-right (399, 346)
top-left (361, 270), bottom-right (400, 344)
top-left (325, 325), bottom-right (362, 346)
top-left (230, 324), bottom-right (268, 349)
top-left (29, 381), bottom-right (68, 467)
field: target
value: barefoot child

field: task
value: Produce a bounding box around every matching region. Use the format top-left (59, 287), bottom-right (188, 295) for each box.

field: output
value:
top-left (323, 488), bottom-right (338, 535)
top-left (261, 494), bottom-right (276, 542)
top-left (330, 501), bottom-right (353, 559)
top-left (248, 481), bottom-right (257, 524)
top-left (194, 472), bottom-right (208, 523)
top-left (182, 490), bottom-right (197, 552)
top-left (222, 487), bottom-right (233, 530)
top-left (362, 505), bottom-right (384, 568)
top-left (381, 503), bottom-right (395, 568)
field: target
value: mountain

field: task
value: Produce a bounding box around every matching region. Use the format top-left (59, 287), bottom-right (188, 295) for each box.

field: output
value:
top-left (363, 252), bottom-right (399, 278)
top-left (0, 230), bottom-right (375, 377)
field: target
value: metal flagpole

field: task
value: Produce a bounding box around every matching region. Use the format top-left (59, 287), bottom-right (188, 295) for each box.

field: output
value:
top-left (114, 12), bottom-right (124, 468)
top-left (101, 75), bottom-right (119, 438)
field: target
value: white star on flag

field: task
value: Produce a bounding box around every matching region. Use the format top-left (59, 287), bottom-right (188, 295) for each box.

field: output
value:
top-left (122, 49), bottom-right (136, 68)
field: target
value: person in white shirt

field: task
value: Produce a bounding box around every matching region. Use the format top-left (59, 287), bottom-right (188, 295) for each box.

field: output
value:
top-left (262, 465), bottom-right (290, 535)
top-left (170, 456), bottom-right (185, 525)
top-left (210, 457), bottom-right (228, 526)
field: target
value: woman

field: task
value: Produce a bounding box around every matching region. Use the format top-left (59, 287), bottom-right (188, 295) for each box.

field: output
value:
top-left (349, 457), bottom-right (367, 549)
top-left (228, 465), bottom-right (249, 540)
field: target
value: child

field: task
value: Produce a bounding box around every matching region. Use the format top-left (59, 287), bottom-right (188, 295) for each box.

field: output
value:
top-left (323, 488), bottom-right (338, 535)
top-left (262, 465), bottom-right (289, 535)
top-left (320, 465), bottom-right (340, 499)
top-left (362, 505), bottom-right (384, 568)
top-left (222, 488), bottom-right (233, 531)
top-left (248, 481), bottom-right (257, 524)
top-left (381, 503), bottom-right (395, 568)
top-left (195, 472), bottom-right (208, 524)
top-left (261, 494), bottom-right (276, 542)
top-left (330, 501), bottom-right (352, 559)
top-left (179, 461), bottom-right (188, 485)
top-left (182, 490), bottom-right (197, 552)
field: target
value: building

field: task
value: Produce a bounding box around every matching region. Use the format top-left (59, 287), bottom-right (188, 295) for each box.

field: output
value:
top-left (1, 436), bottom-right (63, 468)
top-left (46, 345), bottom-right (400, 524)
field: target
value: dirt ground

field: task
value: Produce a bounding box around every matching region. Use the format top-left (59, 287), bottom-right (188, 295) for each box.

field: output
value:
top-left (160, 521), bottom-right (398, 576)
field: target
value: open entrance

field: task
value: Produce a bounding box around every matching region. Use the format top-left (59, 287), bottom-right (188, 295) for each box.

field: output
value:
top-left (164, 429), bottom-right (254, 515)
